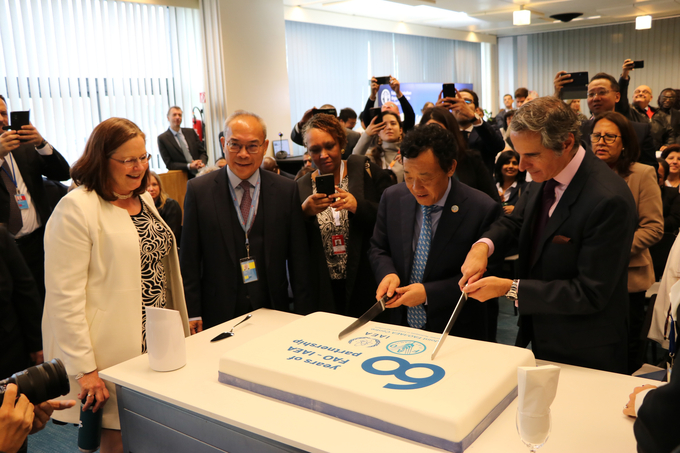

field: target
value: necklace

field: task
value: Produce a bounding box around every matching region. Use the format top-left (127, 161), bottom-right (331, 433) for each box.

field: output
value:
top-left (113, 191), bottom-right (134, 200)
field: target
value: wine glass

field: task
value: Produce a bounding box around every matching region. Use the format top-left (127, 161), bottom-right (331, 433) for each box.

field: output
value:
top-left (516, 408), bottom-right (551, 452)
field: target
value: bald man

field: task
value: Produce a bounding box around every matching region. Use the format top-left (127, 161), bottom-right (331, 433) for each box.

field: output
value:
top-left (628, 84), bottom-right (675, 151)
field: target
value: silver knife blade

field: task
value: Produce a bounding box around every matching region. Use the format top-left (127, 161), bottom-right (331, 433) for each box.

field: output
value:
top-left (431, 290), bottom-right (468, 360)
top-left (338, 296), bottom-right (388, 340)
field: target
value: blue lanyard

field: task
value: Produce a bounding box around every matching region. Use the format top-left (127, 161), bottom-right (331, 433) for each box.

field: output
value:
top-left (227, 174), bottom-right (261, 254)
top-left (0, 154), bottom-right (19, 191)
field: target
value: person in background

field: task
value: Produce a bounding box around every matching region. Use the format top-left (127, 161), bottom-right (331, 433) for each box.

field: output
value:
top-left (338, 108), bottom-right (361, 154)
top-left (302, 151), bottom-right (313, 168)
top-left (554, 66), bottom-right (657, 169)
top-left (157, 106), bottom-right (207, 178)
top-left (43, 118), bottom-right (190, 452)
top-left (215, 157), bottom-right (227, 168)
top-left (495, 94), bottom-right (514, 130)
top-left (499, 109), bottom-right (516, 150)
top-left (0, 94), bottom-right (71, 302)
top-left (361, 76), bottom-right (415, 131)
top-left (354, 111), bottom-right (404, 183)
top-left (147, 171), bottom-right (182, 245)
top-left (421, 102), bottom-right (435, 114)
top-left (436, 88), bottom-right (505, 174)
top-left (591, 111), bottom-right (663, 373)
top-left (514, 88), bottom-right (529, 108)
top-left (662, 144), bottom-right (680, 189)
top-left (298, 114), bottom-right (392, 317)
top-left (295, 166), bottom-right (314, 181)
top-left (494, 150), bottom-right (527, 215)
top-left (568, 99), bottom-right (589, 123)
top-left (657, 88), bottom-right (680, 146)
top-left (650, 157), bottom-right (680, 280)
top-left (420, 107), bottom-right (500, 202)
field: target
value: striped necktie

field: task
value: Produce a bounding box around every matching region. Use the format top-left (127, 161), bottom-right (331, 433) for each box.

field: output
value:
top-left (407, 204), bottom-right (434, 329)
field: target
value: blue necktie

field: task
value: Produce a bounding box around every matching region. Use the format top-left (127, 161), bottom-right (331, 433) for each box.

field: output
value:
top-left (407, 204), bottom-right (434, 329)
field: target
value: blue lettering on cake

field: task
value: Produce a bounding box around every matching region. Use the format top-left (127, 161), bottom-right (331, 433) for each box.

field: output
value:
top-left (361, 356), bottom-right (445, 390)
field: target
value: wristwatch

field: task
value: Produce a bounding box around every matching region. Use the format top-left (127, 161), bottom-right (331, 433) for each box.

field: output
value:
top-left (36, 139), bottom-right (47, 149)
top-left (505, 279), bottom-right (520, 301)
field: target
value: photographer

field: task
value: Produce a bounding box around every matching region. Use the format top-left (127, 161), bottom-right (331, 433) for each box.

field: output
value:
top-left (0, 383), bottom-right (75, 453)
top-left (0, 95), bottom-right (71, 303)
top-left (360, 76), bottom-right (415, 132)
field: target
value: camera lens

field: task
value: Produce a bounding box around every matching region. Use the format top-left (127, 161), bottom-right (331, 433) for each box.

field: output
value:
top-left (0, 358), bottom-right (70, 405)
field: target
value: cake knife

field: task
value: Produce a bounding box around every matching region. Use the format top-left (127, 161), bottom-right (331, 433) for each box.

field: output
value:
top-left (431, 290), bottom-right (468, 360)
top-left (338, 294), bottom-right (389, 340)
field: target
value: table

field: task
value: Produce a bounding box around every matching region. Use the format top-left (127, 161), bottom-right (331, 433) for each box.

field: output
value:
top-left (100, 309), bottom-right (656, 453)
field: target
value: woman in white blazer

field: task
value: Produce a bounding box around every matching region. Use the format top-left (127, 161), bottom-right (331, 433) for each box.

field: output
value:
top-left (42, 118), bottom-right (190, 453)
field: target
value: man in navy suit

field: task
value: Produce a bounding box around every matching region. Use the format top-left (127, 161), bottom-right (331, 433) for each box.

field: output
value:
top-left (157, 106), bottom-right (207, 178)
top-left (369, 124), bottom-right (500, 339)
top-left (460, 97), bottom-right (637, 373)
top-left (180, 110), bottom-right (312, 333)
top-left (0, 95), bottom-right (70, 302)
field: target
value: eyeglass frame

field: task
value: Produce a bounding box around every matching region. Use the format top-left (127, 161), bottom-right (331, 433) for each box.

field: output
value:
top-left (225, 140), bottom-right (263, 154)
top-left (587, 89), bottom-right (613, 99)
top-left (109, 153), bottom-right (151, 168)
top-left (590, 133), bottom-right (621, 145)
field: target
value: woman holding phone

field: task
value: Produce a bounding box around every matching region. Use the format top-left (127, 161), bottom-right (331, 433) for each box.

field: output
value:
top-left (298, 114), bottom-right (393, 317)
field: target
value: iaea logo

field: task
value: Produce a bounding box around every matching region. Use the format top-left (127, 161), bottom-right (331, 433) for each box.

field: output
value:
top-left (380, 88), bottom-right (392, 106)
top-left (386, 340), bottom-right (426, 356)
top-left (349, 337), bottom-right (380, 348)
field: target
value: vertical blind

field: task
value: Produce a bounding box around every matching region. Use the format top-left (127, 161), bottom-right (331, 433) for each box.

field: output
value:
top-left (498, 16), bottom-right (680, 114)
top-left (0, 0), bottom-right (204, 170)
top-left (285, 21), bottom-right (482, 155)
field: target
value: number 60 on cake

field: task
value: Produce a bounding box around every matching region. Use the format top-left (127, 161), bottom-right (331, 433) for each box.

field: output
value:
top-left (218, 312), bottom-right (535, 452)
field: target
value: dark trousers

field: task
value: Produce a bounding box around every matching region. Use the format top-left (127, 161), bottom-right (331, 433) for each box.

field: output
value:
top-left (15, 226), bottom-right (46, 302)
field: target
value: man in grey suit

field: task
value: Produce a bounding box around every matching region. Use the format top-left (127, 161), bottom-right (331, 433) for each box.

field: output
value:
top-left (157, 106), bottom-right (207, 178)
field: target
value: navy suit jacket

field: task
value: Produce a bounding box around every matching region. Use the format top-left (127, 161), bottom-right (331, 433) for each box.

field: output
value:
top-left (467, 121), bottom-right (506, 173)
top-left (180, 168), bottom-right (313, 328)
top-left (483, 149), bottom-right (637, 373)
top-left (369, 178), bottom-right (500, 338)
top-left (0, 144), bottom-right (70, 227)
top-left (157, 128), bottom-right (207, 175)
top-left (0, 226), bottom-right (42, 378)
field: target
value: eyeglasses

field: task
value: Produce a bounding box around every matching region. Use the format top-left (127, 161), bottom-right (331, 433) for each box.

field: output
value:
top-left (591, 133), bottom-right (621, 144)
top-left (110, 153), bottom-right (150, 168)
top-left (226, 141), bottom-right (262, 154)
top-left (634, 90), bottom-right (651, 96)
top-left (587, 90), bottom-right (612, 99)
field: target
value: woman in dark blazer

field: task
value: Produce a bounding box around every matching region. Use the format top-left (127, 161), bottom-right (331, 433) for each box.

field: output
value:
top-left (298, 114), bottom-right (393, 317)
top-left (419, 107), bottom-right (500, 203)
top-left (494, 150), bottom-right (527, 215)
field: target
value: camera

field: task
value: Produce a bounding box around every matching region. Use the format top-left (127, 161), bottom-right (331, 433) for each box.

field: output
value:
top-left (0, 358), bottom-right (70, 405)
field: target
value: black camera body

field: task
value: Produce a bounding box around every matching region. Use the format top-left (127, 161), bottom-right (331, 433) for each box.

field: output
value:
top-left (0, 358), bottom-right (70, 406)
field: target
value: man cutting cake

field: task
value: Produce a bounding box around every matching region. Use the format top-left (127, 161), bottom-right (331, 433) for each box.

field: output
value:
top-left (369, 124), bottom-right (500, 340)
top-left (459, 97), bottom-right (637, 374)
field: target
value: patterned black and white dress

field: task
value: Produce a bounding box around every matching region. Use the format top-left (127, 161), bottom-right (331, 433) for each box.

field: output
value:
top-left (131, 202), bottom-right (174, 353)
top-left (312, 174), bottom-right (350, 280)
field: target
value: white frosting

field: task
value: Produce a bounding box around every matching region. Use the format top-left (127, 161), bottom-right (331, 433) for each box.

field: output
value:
top-left (219, 312), bottom-right (535, 446)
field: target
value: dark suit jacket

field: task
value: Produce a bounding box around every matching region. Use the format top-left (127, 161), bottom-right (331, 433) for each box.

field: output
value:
top-left (457, 149), bottom-right (501, 203)
top-left (0, 144), bottom-right (70, 227)
top-left (180, 168), bottom-right (313, 328)
top-left (297, 156), bottom-right (393, 317)
top-left (0, 226), bottom-right (42, 378)
top-left (466, 122), bottom-right (506, 173)
top-left (157, 128), bottom-right (207, 175)
top-left (580, 118), bottom-right (657, 170)
top-left (483, 149), bottom-right (637, 373)
top-left (369, 178), bottom-right (501, 339)
top-left (634, 359), bottom-right (680, 453)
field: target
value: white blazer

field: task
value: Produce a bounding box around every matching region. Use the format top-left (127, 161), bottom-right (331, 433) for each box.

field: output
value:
top-left (42, 187), bottom-right (190, 428)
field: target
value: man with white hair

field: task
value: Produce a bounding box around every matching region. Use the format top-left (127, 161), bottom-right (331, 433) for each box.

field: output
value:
top-left (180, 110), bottom-right (312, 333)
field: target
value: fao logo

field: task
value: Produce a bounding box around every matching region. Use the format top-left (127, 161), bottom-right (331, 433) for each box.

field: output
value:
top-left (386, 340), bottom-right (426, 356)
top-left (349, 337), bottom-right (380, 348)
top-left (380, 87), bottom-right (392, 105)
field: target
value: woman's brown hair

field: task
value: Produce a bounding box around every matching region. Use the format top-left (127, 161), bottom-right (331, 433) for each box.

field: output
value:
top-left (70, 118), bottom-right (149, 201)
top-left (148, 171), bottom-right (168, 209)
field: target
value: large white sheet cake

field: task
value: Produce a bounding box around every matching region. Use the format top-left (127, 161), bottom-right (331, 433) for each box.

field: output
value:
top-left (218, 312), bottom-right (535, 452)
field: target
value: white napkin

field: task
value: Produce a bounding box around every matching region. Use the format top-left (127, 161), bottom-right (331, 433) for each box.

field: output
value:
top-left (517, 365), bottom-right (560, 445)
top-left (145, 307), bottom-right (187, 372)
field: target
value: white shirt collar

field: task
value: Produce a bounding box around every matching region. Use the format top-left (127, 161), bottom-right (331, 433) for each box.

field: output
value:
top-left (226, 166), bottom-right (260, 189)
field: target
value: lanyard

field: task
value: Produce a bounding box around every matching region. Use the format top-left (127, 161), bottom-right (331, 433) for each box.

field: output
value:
top-left (0, 154), bottom-right (19, 192)
top-left (227, 174), bottom-right (261, 256)
top-left (332, 161), bottom-right (344, 227)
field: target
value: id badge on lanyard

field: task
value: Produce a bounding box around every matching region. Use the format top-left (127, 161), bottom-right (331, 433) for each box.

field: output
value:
top-left (2, 157), bottom-right (29, 210)
top-left (229, 176), bottom-right (262, 284)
